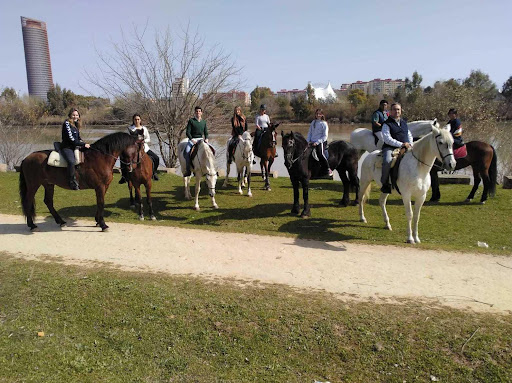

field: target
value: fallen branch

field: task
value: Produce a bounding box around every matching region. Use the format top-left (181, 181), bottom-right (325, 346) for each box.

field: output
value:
top-left (461, 327), bottom-right (480, 354)
top-left (496, 262), bottom-right (512, 270)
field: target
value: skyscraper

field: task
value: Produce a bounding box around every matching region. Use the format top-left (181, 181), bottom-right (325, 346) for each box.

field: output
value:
top-left (21, 16), bottom-right (54, 99)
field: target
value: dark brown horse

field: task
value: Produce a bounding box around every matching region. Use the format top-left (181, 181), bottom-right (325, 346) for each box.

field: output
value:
top-left (19, 132), bottom-right (140, 231)
top-left (254, 122), bottom-right (280, 191)
top-left (282, 131), bottom-right (360, 218)
top-left (123, 138), bottom-right (156, 221)
top-left (430, 141), bottom-right (497, 203)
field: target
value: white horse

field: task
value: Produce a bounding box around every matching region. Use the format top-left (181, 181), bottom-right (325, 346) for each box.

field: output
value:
top-left (222, 131), bottom-right (254, 196)
top-left (358, 124), bottom-right (456, 244)
top-left (178, 139), bottom-right (218, 211)
top-left (350, 119), bottom-right (439, 154)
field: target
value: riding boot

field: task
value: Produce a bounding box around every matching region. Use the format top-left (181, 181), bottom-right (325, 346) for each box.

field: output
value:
top-left (119, 165), bottom-right (129, 184)
top-left (152, 161), bottom-right (159, 181)
top-left (70, 175), bottom-right (80, 190)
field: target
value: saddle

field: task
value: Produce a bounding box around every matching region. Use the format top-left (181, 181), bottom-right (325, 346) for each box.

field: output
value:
top-left (47, 142), bottom-right (84, 168)
top-left (310, 143), bottom-right (329, 162)
top-left (189, 141), bottom-right (216, 165)
top-left (375, 148), bottom-right (406, 194)
top-left (453, 144), bottom-right (467, 160)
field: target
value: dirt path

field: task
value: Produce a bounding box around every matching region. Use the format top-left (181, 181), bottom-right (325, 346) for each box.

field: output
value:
top-left (1, 213), bottom-right (511, 314)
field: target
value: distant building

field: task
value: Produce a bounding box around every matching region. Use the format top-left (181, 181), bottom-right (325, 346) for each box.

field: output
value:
top-left (203, 90), bottom-right (251, 106)
top-left (341, 78), bottom-right (405, 96)
top-left (276, 88), bottom-right (306, 101)
top-left (171, 77), bottom-right (189, 98)
top-left (20, 16), bottom-right (54, 100)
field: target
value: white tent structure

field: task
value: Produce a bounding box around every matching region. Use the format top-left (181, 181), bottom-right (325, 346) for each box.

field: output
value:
top-left (309, 82), bottom-right (337, 101)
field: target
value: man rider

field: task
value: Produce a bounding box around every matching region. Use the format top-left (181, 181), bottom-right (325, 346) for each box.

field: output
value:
top-left (371, 99), bottom-right (388, 145)
top-left (380, 103), bottom-right (412, 194)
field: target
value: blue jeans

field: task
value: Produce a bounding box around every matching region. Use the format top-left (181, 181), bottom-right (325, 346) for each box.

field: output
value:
top-left (61, 147), bottom-right (76, 180)
top-left (381, 147), bottom-right (393, 185)
top-left (184, 138), bottom-right (203, 173)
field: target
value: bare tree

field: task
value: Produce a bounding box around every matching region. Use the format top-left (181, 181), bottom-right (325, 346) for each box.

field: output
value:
top-left (86, 24), bottom-right (243, 167)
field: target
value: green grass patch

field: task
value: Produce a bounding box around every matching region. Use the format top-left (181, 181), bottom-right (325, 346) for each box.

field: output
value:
top-left (1, 172), bottom-right (511, 254)
top-left (1, 254), bottom-right (511, 382)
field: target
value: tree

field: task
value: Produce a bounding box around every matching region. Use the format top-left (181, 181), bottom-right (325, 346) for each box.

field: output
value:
top-left (347, 89), bottom-right (367, 108)
top-left (463, 70), bottom-right (497, 97)
top-left (306, 83), bottom-right (316, 105)
top-left (405, 71), bottom-right (423, 92)
top-left (290, 95), bottom-right (312, 121)
top-left (86, 25), bottom-right (242, 167)
top-left (250, 86), bottom-right (273, 111)
top-left (501, 76), bottom-right (512, 101)
top-left (1, 88), bottom-right (18, 102)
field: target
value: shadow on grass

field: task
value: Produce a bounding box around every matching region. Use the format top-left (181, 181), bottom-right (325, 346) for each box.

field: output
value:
top-left (278, 217), bottom-right (358, 245)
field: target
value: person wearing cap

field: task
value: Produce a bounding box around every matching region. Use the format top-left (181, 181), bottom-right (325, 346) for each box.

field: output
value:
top-left (253, 104), bottom-right (277, 157)
top-left (447, 108), bottom-right (464, 149)
top-left (371, 99), bottom-right (388, 145)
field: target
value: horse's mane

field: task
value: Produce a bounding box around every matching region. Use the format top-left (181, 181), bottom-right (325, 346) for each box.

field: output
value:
top-left (283, 132), bottom-right (308, 148)
top-left (91, 132), bottom-right (137, 155)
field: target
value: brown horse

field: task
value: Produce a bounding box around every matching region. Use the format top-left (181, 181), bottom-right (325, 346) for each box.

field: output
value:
top-left (254, 122), bottom-right (280, 190)
top-left (430, 141), bottom-right (497, 203)
top-left (19, 132), bottom-right (140, 231)
top-left (123, 138), bottom-right (156, 221)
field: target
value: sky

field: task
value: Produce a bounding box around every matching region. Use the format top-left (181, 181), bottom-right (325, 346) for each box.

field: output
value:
top-left (2, 0), bottom-right (511, 97)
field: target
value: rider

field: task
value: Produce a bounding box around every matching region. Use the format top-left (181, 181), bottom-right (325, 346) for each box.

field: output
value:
top-left (183, 106), bottom-right (209, 177)
top-left (307, 108), bottom-right (332, 176)
top-left (447, 108), bottom-right (464, 149)
top-left (371, 99), bottom-right (388, 145)
top-left (253, 104), bottom-right (277, 157)
top-left (60, 108), bottom-right (90, 190)
top-left (228, 106), bottom-right (248, 164)
top-left (119, 114), bottom-right (160, 184)
top-left (380, 103), bottom-right (413, 194)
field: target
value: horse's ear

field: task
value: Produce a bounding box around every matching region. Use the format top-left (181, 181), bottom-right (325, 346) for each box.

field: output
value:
top-left (281, 131), bottom-right (284, 138)
top-left (274, 122), bottom-right (280, 128)
top-left (433, 118), bottom-right (437, 126)
top-left (290, 131), bottom-right (294, 138)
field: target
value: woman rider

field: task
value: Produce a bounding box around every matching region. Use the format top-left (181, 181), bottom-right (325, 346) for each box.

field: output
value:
top-left (227, 106), bottom-right (248, 163)
top-left (60, 108), bottom-right (90, 190)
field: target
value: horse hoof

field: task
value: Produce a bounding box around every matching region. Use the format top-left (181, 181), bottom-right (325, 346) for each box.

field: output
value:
top-left (101, 226), bottom-right (109, 232)
top-left (386, 225), bottom-right (392, 231)
top-left (150, 215), bottom-right (156, 221)
top-left (360, 218), bottom-right (367, 223)
top-left (60, 222), bottom-right (67, 228)
top-left (339, 201), bottom-right (348, 207)
top-left (30, 226), bottom-right (39, 232)
top-left (95, 223), bottom-right (100, 227)
top-left (464, 198), bottom-right (471, 203)
top-left (406, 239), bottom-right (415, 244)
top-left (139, 216), bottom-right (145, 221)
top-left (480, 201), bottom-right (486, 205)
top-left (194, 206), bottom-right (200, 211)
top-left (247, 193), bottom-right (252, 197)
top-left (213, 204), bottom-right (219, 209)
top-left (239, 190), bottom-right (243, 195)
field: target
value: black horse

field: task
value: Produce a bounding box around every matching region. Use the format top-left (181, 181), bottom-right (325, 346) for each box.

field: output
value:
top-left (430, 141), bottom-right (497, 204)
top-left (281, 131), bottom-right (359, 218)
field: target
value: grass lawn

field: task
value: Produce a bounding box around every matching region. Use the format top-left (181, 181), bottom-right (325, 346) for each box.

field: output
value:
top-left (1, 254), bottom-right (511, 382)
top-left (1, 172), bottom-right (511, 254)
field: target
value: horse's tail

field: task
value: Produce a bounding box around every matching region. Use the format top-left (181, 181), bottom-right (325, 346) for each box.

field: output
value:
top-left (19, 162), bottom-right (35, 223)
top-left (489, 146), bottom-right (497, 197)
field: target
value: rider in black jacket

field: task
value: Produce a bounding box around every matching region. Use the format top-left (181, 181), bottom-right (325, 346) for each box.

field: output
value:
top-left (61, 108), bottom-right (90, 190)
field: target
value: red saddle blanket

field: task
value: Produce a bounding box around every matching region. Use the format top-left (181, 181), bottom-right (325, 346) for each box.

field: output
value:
top-left (453, 145), bottom-right (467, 160)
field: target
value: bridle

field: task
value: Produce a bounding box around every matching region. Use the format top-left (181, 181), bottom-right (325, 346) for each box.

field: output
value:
top-left (410, 132), bottom-right (454, 169)
top-left (238, 136), bottom-right (253, 161)
top-left (284, 138), bottom-right (309, 170)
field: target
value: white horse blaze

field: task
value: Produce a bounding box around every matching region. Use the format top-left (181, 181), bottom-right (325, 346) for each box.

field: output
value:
top-left (358, 124), bottom-right (455, 244)
top-left (223, 131), bottom-right (254, 197)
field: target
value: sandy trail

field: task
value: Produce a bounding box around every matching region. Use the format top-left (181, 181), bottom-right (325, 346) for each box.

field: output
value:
top-left (1, 214), bottom-right (511, 314)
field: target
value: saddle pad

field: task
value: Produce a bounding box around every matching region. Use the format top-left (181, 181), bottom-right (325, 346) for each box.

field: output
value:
top-left (48, 149), bottom-right (83, 168)
top-left (375, 148), bottom-right (401, 169)
top-left (453, 145), bottom-right (467, 160)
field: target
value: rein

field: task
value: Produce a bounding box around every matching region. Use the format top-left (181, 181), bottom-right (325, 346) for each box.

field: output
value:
top-left (286, 144), bottom-right (309, 169)
top-left (410, 133), bottom-right (453, 170)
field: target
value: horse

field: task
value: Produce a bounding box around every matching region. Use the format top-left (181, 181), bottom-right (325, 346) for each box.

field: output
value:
top-left (222, 131), bottom-right (254, 196)
top-left (178, 139), bottom-right (218, 210)
top-left (19, 132), bottom-right (140, 231)
top-left (350, 119), bottom-right (440, 154)
top-left (254, 122), bottom-right (280, 191)
top-left (429, 141), bottom-right (497, 204)
top-left (121, 133), bottom-right (156, 220)
top-left (358, 124), bottom-right (456, 244)
top-left (281, 131), bottom-right (360, 218)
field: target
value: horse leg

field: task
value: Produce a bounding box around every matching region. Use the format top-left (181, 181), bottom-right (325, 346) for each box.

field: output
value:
top-left (145, 181), bottom-right (156, 221)
top-left (479, 169), bottom-right (490, 204)
top-left (23, 184), bottom-right (40, 231)
top-left (263, 160), bottom-right (271, 191)
top-left (338, 170), bottom-right (350, 207)
top-left (135, 184), bottom-right (144, 220)
top-left (184, 175), bottom-right (192, 200)
top-left (95, 186), bottom-right (109, 231)
top-left (237, 170), bottom-right (243, 195)
top-left (260, 160), bottom-right (265, 180)
top-left (412, 193), bottom-right (427, 244)
top-left (466, 170), bottom-right (481, 203)
top-left (402, 195), bottom-right (414, 243)
top-left (129, 181), bottom-right (135, 209)
top-left (223, 160), bottom-right (230, 188)
top-left (291, 178), bottom-right (300, 215)
top-left (194, 175), bottom-right (201, 211)
top-left (379, 193), bottom-right (392, 231)
top-left (429, 167), bottom-right (441, 202)
top-left (246, 166), bottom-right (252, 197)
top-left (358, 174), bottom-right (373, 223)
top-left (43, 184), bottom-right (66, 226)
top-left (300, 177), bottom-right (311, 218)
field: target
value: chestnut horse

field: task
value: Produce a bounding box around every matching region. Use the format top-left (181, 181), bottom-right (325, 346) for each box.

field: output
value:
top-left (430, 141), bottom-right (497, 203)
top-left (19, 132), bottom-right (140, 231)
top-left (122, 134), bottom-right (156, 220)
top-left (254, 122), bottom-right (280, 191)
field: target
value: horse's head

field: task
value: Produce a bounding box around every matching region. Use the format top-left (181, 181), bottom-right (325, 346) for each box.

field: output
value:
top-left (120, 142), bottom-right (140, 173)
top-left (199, 141), bottom-right (218, 197)
top-left (433, 124), bottom-right (456, 171)
top-left (281, 131), bottom-right (296, 169)
top-left (241, 131), bottom-right (253, 156)
top-left (133, 128), bottom-right (145, 143)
